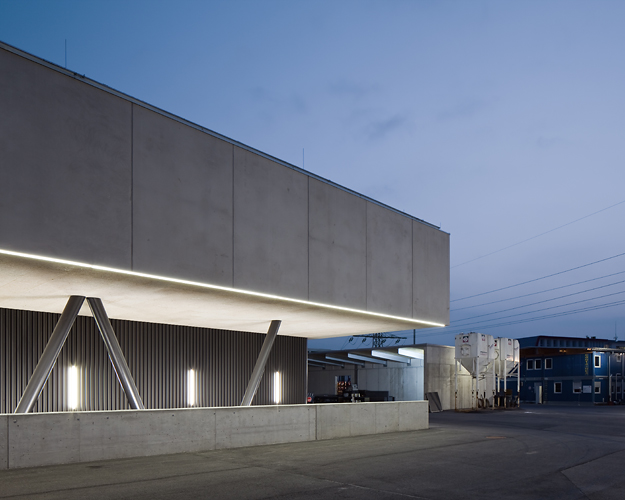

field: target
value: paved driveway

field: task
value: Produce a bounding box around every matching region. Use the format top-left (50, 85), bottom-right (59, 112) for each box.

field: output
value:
top-left (1, 404), bottom-right (624, 499)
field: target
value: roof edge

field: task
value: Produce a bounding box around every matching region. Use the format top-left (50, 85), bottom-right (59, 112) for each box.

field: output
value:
top-left (0, 39), bottom-right (444, 232)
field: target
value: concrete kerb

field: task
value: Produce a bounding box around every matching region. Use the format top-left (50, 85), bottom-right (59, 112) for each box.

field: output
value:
top-left (3, 401), bottom-right (428, 469)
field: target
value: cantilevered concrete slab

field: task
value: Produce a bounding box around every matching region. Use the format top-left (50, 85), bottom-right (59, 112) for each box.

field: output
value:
top-left (0, 41), bottom-right (450, 337)
top-left (0, 250), bottom-right (442, 338)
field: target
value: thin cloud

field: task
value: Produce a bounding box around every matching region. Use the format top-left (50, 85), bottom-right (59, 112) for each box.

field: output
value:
top-left (328, 80), bottom-right (380, 100)
top-left (437, 98), bottom-right (486, 121)
top-left (365, 114), bottom-right (409, 141)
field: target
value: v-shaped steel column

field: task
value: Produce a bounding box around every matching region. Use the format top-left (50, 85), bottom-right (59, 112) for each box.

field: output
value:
top-left (87, 297), bottom-right (145, 410)
top-left (241, 320), bottom-right (281, 406)
top-left (15, 295), bottom-right (145, 413)
top-left (15, 295), bottom-right (85, 413)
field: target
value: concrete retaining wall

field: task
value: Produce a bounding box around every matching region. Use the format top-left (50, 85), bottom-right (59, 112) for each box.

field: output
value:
top-left (1, 401), bottom-right (427, 469)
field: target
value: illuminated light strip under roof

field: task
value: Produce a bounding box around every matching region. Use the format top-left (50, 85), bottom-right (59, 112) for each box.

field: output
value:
top-left (0, 249), bottom-right (445, 327)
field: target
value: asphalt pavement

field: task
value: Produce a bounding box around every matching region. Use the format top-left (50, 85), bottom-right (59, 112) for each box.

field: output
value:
top-left (1, 404), bottom-right (624, 499)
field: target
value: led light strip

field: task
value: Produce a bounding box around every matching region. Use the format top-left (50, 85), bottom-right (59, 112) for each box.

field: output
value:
top-left (0, 248), bottom-right (445, 327)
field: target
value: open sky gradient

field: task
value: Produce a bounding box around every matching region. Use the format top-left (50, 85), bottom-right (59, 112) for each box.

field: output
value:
top-left (2, 0), bottom-right (624, 349)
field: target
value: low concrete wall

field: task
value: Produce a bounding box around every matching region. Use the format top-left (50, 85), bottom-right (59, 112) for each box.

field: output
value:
top-left (1, 401), bottom-right (427, 469)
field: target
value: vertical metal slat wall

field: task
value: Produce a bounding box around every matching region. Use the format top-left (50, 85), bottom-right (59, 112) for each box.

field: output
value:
top-left (0, 307), bottom-right (307, 414)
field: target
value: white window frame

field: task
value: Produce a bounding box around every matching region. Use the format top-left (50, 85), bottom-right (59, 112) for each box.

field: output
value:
top-left (545, 358), bottom-right (552, 369)
top-left (595, 381), bottom-right (601, 394)
top-left (594, 355), bottom-right (601, 368)
top-left (573, 381), bottom-right (582, 394)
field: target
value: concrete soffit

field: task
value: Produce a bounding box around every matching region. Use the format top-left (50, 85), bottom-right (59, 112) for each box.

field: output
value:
top-left (0, 249), bottom-right (444, 339)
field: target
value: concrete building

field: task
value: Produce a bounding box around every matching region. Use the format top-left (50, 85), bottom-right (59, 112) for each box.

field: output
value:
top-left (0, 41), bottom-right (449, 468)
top-left (309, 344), bottom-right (472, 410)
top-left (518, 336), bottom-right (625, 404)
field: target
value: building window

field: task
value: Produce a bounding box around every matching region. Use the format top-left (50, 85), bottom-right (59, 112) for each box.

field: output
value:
top-left (535, 359), bottom-right (542, 370)
top-left (545, 358), bottom-right (552, 369)
top-left (594, 355), bottom-right (601, 368)
top-left (573, 381), bottom-right (582, 394)
top-left (527, 359), bottom-right (534, 370)
top-left (595, 381), bottom-right (601, 394)
top-left (554, 382), bottom-right (562, 394)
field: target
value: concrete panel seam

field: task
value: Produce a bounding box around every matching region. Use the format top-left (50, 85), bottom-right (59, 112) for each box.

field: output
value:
top-left (365, 203), bottom-right (368, 309)
top-left (307, 176), bottom-right (310, 301)
top-left (130, 103), bottom-right (134, 270)
top-left (0, 43), bottom-right (444, 232)
top-left (4, 415), bottom-right (7, 470)
top-left (232, 143), bottom-right (235, 287)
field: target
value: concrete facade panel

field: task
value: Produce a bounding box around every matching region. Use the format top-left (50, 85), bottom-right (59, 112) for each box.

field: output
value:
top-left (378, 367), bottom-right (391, 393)
top-left (9, 412), bottom-right (80, 468)
top-left (349, 402), bottom-right (376, 436)
top-left (308, 179), bottom-right (367, 309)
top-left (374, 401), bottom-right (399, 433)
top-left (316, 403), bottom-right (351, 440)
top-left (398, 401), bottom-right (429, 431)
top-left (0, 50), bottom-right (132, 268)
top-left (132, 106), bottom-right (234, 284)
top-left (366, 203), bottom-right (413, 317)
top-left (0, 415), bottom-right (6, 470)
top-left (215, 405), bottom-right (314, 449)
top-left (78, 409), bottom-right (217, 462)
top-left (233, 147), bottom-right (309, 299)
top-left (413, 221), bottom-right (450, 324)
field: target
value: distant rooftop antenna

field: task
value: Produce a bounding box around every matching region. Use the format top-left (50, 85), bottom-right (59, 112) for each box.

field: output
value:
top-left (303, 148), bottom-right (305, 169)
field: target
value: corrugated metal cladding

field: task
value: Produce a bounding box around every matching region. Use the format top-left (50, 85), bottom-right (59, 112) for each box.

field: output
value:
top-left (0, 307), bottom-right (307, 413)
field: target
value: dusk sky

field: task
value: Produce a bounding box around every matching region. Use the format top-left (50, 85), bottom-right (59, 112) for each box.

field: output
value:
top-left (2, 1), bottom-right (624, 349)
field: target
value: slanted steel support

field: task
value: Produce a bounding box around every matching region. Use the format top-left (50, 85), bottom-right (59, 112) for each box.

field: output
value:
top-left (15, 295), bottom-right (85, 413)
top-left (87, 297), bottom-right (145, 410)
top-left (241, 320), bottom-right (281, 406)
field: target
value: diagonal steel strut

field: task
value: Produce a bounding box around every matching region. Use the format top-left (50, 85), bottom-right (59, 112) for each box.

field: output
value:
top-left (87, 297), bottom-right (145, 410)
top-left (241, 320), bottom-right (281, 406)
top-left (15, 295), bottom-right (85, 413)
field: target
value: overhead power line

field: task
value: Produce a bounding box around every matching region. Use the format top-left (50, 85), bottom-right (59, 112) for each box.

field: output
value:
top-left (452, 270), bottom-right (625, 312)
top-left (452, 251), bottom-right (625, 303)
top-left (418, 299), bottom-right (625, 339)
top-left (474, 299), bottom-right (625, 330)
top-left (454, 278), bottom-right (625, 322)
top-left (449, 289), bottom-right (625, 329)
top-left (452, 198), bottom-right (625, 269)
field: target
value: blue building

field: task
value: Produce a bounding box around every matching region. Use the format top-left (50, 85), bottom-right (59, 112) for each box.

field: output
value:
top-left (517, 336), bottom-right (625, 404)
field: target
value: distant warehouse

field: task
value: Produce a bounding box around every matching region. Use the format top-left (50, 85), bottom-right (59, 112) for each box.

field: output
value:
top-left (518, 336), bottom-right (625, 404)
